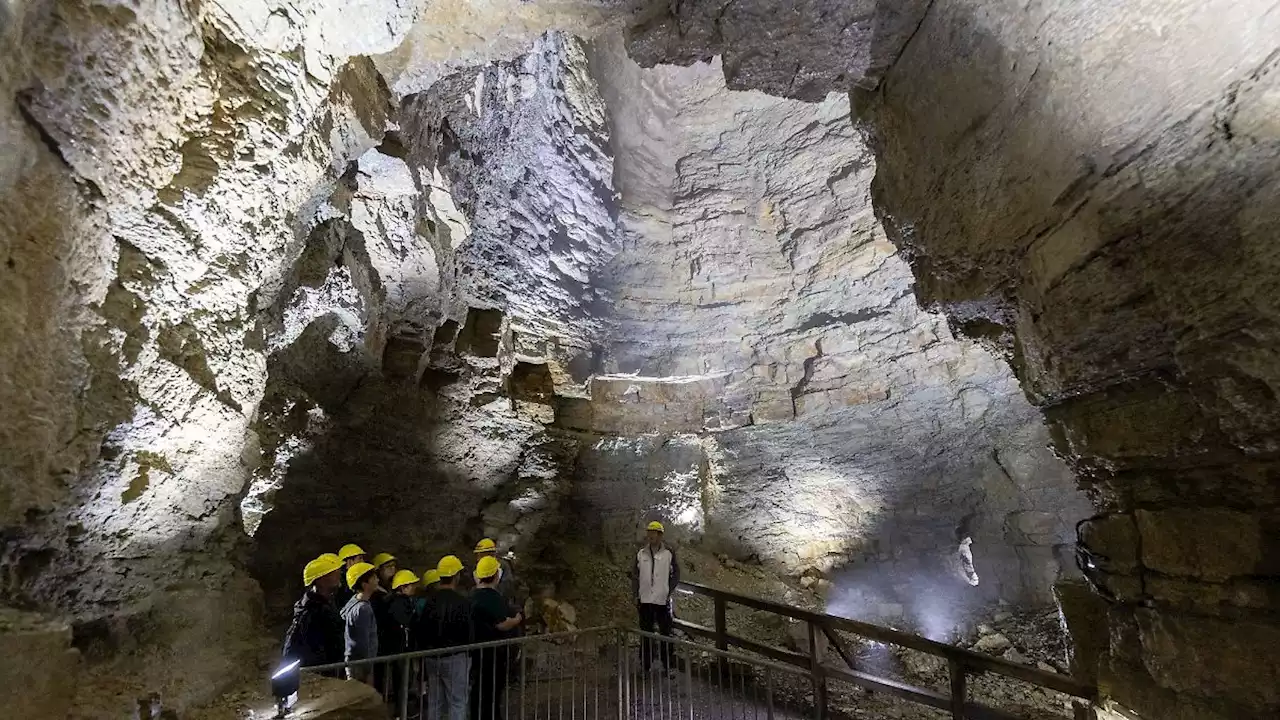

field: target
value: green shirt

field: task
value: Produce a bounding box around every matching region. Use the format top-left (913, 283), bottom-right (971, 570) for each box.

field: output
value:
top-left (471, 587), bottom-right (514, 643)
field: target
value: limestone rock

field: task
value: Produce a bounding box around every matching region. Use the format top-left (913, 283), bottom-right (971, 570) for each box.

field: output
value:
top-left (585, 34), bottom-right (1091, 599)
top-left (9, 4), bottom-right (1275, 720)
top-left (625, 0), bottom-right (932, 99)
top-left (241, 674), bottom-right (385, 720)
top-left (974, 633), bottom-right (1012, 654)
top-left (901, 650), bottom-right (946, 678)
top-left (1002, 648), bottom-right (1029, 665)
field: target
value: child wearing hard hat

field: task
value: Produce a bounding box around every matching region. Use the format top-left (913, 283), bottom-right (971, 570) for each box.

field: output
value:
top-left (386, 569), bottom-right (419, 652)
top-left (282, 553), bottom-right (345, 674)
top-left (633, 520), bottom-right (681, 673)
top-left (379, 569), bottom-right (420, 702)
top-left (471, 555), bottom-right (523, 720)
top-left (369, 552), bottom-right (399, 693)
top-left (334, 543), bottom-right (366, 607)
top-left (372, 552), bottom-right (398, 588)
top-left (415, 569), bottom-right (440, 617)
top-left (340, 561), bottom-right (380, 684)
top-left (416, 556), bottom-right (474, 720)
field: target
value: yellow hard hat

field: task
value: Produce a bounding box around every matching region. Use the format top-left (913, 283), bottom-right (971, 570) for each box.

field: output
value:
top-left (303, 553), bottom-right (344, 586)
top-left (338, 543), bottom-right (365, 561)
top-left (646, 521), bottom-right (665, 533)
top-left (391, 569), bottom-right (421, 590)
top-left (474, 538), bottom-right (497, 553)
top-left (345, 562), bottom-right (376, 591)
top-left (371, 552), bottom-right (396, 568)
top-left (423, 570), bottom-right (441, 586)
top-left (475, 555), bottom-right (501, 580)
top-left (437, 555), bottom-right (464, 578)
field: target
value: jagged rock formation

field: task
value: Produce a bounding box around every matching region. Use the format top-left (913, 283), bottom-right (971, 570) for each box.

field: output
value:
top-left (1, 2), bottom-right (1276, 719)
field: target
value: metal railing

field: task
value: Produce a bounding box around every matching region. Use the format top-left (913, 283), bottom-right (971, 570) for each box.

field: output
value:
top-left (672, 581), bottom-right (1099, 720)
top-left (294, 626), bottom-right (826, 720)
top-left (285, 583), bottom-right (1099, 720)
top-left (299, 626), bottom-right (619, 720)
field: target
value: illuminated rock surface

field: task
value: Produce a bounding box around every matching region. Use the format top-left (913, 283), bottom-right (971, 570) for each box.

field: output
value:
top-left (0, 2), bottom-right (1277, 719)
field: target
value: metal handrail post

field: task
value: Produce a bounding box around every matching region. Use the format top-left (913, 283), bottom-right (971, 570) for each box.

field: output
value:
top-left (808, 621), bottom-right (827, 719)
top-left (713, 596), bottom-right (728, 653)
top-left (397, 657), bottom-right (411, 720)
top-left (713, 595), bottom-right (729, 682)
top-left (765, 667), bottom-right (775, 720)
top-left (949, 659), bottom-right (967, 719)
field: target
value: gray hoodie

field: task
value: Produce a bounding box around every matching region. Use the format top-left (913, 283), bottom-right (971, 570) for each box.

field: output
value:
top-left (341, 594), bottom-right (378, 664)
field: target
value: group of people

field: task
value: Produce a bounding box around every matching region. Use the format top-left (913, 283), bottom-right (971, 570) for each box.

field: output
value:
top-left (281, 537), bottom-right (523, 719)
top-left (280, 521), bottom-right (681, 720)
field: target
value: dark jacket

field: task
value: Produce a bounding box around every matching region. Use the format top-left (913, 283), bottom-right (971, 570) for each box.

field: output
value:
top-left (282, 589), bottom-right (344, 668)
top-left (414, 587), bottom-right (473, 652)
top-left (471, 586), bottom-right (517, 645)
top-left (382, 592), bottom-right (416, 654)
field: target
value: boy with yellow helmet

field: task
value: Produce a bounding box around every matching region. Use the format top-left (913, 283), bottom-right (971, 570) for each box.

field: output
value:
top-left (281, 553), bottom-right (345, 673)
top-left (633, 520), bottom-right (681, 673)
top-left (415, 555), bottom-right (473, 720)
top-left (386, 569), bottom-right (419, 652)
top-left (334, 543), bottom-right (366, 607)
top-left (340, 561), bottom-right (380, 684)
top-left (471, 555), bottom-right (523, 719)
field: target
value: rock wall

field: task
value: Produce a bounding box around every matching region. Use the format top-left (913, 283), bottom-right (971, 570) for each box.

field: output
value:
top-left (626, 1), bottom-right (1280, 716)
top-left (855, 1), bottom-right (1280, 717)
top-left (244, 31), bottom-right (615, 618)
top-left (1, 0), bottom-right (404, 707)
top-left (578, 36), bottom-right (1090, 609)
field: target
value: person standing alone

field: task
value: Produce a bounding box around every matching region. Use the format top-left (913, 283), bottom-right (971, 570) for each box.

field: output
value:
top-left (632, 520), bottom-right (680, 672)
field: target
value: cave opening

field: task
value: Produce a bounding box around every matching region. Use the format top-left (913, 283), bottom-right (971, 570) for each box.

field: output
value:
top-left (1, 3), bottom-right (1277, 720)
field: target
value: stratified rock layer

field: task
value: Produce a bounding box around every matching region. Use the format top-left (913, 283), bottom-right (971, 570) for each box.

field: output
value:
top-left (582, 37), bottom-right (1088, 607)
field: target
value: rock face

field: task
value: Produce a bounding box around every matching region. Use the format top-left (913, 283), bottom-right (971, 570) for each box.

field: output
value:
top-left (851, 1), bottom-right (1280, 717)
top-left (626, 0), bottom-right (932, 99)
top-left (619, 0), bottom-right (1280, 716)
top-left (582, 37), bottom-right (1089, 610)
top-left (1, 0), bottom-right (398, 707)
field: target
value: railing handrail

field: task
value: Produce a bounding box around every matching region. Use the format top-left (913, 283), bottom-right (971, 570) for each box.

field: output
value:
top-left (628, 627), bottom-right (815, 679)
top-left (675, 580), bottom-right (1096, 701)
top-left (299, 625), bottom-right (615, 674)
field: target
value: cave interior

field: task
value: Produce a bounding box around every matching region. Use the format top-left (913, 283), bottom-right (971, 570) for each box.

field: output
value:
top-left (1, 1), bottom-right (1278, 719)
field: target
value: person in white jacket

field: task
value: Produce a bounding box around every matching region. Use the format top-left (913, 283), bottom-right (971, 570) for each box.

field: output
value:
top-left (631, 520), bottom-right (681, 672)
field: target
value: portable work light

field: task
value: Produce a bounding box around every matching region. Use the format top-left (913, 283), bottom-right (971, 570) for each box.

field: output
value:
top-left (270, 659), bottom-right (301, 718)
